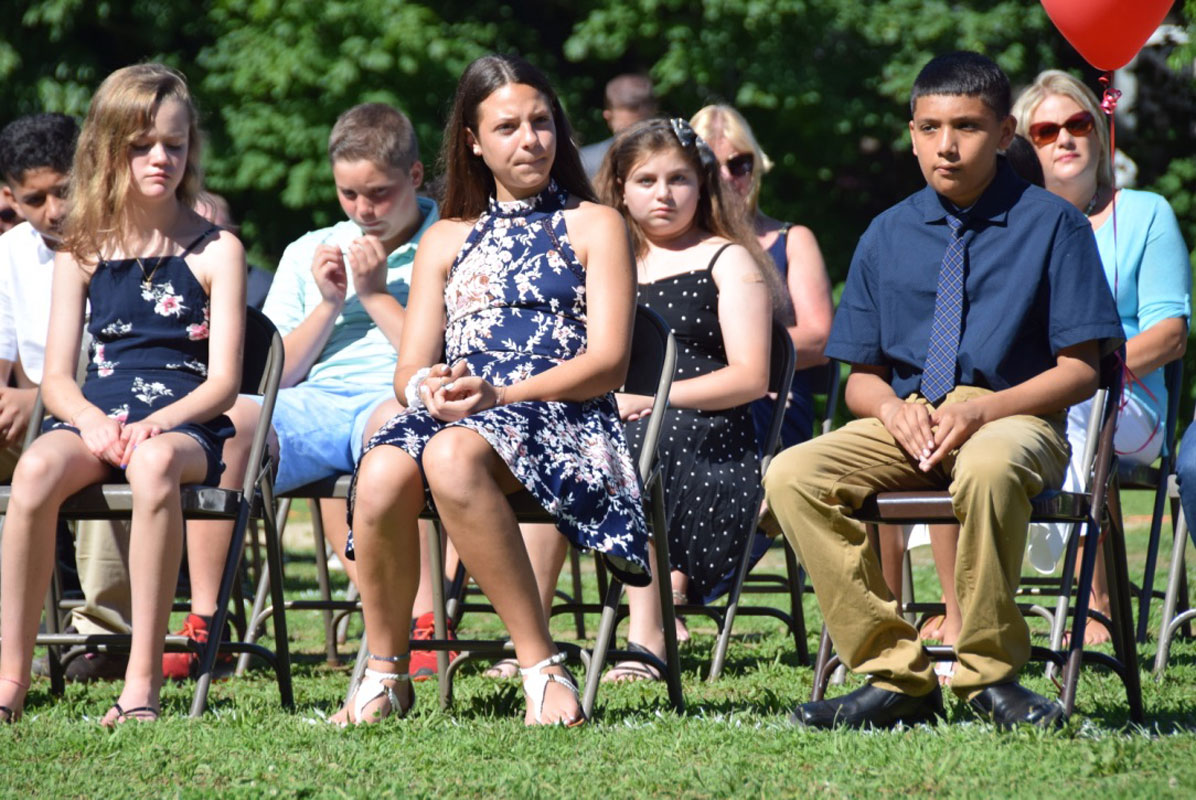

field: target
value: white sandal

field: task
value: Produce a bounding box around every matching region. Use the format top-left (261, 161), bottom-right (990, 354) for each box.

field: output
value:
top-left (519, 652), bottom-right (585, 727)
top-left (349, 652), bottom-right (413, 725)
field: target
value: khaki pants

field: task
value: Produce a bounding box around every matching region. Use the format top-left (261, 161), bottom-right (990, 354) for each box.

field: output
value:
top-left (71, 520), bottom-right (132, 635)
top-left (1, 445), bottom-right (132, 635)
top-left (762, 386), bottom-right (1069, 698)
top-left (0, 446), bottom-right (18, 482)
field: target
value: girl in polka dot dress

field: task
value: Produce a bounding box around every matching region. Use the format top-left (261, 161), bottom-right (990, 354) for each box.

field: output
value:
top-left (595, 118), bottom-right (781, 678)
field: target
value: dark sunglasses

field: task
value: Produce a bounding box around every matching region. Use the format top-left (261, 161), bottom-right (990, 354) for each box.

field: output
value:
top-left (0, 207), bottom-right (17, 223)
top-left (723, 153), bottom-right (754, 178)
top-left (1027, 110), bottom-right (1095, 147)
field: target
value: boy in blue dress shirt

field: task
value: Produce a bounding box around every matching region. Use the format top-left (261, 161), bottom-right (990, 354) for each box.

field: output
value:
top-left (763, 52), bottom-right (1123, 729)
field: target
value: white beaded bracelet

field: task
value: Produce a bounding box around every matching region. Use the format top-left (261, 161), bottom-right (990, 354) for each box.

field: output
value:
top-left (404, 367), bottom-right (431, 410)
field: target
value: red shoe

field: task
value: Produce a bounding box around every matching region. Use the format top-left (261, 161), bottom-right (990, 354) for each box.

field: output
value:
top-left (408, 612), bottom-right (457, 682)
top-left (162, 613), bottom-right (232, 681)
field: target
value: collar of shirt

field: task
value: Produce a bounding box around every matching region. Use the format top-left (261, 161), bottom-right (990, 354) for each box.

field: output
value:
top-left (384, 195), bottom-right (440, 265)
top-left (911, 156), bottom-right (1020, 230)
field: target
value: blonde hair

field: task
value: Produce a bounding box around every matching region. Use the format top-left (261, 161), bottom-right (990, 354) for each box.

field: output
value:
top-left (1012, 70), bottom-right (1113, 192)
top-left (63, 63), bottom-right (203, 262)
top-left (595, 118), bottom-right (790, 321)
top-left (690, 104), bottom-right (774, 213)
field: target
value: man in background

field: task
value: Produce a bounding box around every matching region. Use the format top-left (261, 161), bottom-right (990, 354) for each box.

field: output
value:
top-left (579, 74), bottom-right (657, 178)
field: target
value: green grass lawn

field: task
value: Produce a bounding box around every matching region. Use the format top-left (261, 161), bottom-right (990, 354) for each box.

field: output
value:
top-left (3, 492), bottom-right (1196, 799)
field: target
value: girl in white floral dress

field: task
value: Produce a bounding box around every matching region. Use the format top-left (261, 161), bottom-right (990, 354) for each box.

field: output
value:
top-left (0, 64), bottom-right (245, 727)
top-left (331, 54), bottom-right (648, 728)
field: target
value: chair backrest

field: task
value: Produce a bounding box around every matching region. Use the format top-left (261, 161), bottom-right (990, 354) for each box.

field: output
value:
top-left (758, 320), bottom-right (797, 471)
top-left (1084, 350), bottom-right (1127, 503)
top-left (239, 307), bottom-right (285, 499)
top-left (622, 305), bottom-right (676, 486)
top-left (799, 359), bottom-right (842, 436)
top-left (1159, 358), bottom-right (1184, 461)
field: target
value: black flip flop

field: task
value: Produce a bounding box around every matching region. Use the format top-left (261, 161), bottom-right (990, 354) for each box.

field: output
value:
top-left (103, 702), bottom-right (160, 728)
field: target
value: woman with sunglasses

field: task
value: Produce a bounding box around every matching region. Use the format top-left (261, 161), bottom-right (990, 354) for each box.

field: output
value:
top-left (1015, 70), bottom-right (1190, 643)
top-left (691, 105), bottom-right (834, 455)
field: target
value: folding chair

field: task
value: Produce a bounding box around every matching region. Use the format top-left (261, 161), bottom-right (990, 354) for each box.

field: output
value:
top-left (1127, 359), bottom-right (1183, 642)
top-left (687, 319), bottom-right (794, 680)
top-left (809, 354), bottom-right (1143, 723)
top-left (710, 358), bottom-right (841, 675)
top-left (0, 307), bottom-right (293, 717)
top-left (1153, 434), bottom-right (1196, 678)
top-left (237, 477), bottom-right (359, 675)
top-left (343, 305), bottom-right (683, 718)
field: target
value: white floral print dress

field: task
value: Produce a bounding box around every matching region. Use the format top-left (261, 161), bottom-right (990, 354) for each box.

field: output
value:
top-left (347, 183), bottom-right (650, 585)
top-left (48, 227), bottom-right (234, 485)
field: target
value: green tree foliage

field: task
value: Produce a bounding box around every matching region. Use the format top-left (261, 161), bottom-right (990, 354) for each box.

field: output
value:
top-left (1, 1), bottom-right (1191, 278)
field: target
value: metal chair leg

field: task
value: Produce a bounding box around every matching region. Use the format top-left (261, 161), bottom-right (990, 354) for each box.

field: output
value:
top-left (309, 499), bottom-right (339, 665)
top-left (786, 548), bottom-right (809, 665)
top-left (650, 478), bottom-right (685, 713)
top-left (582, 578), bottom-right (624, 718)
top-left (1154, 509), bottom-right (1189, 677)
top-left (811, 624), bottom-right (833, 702)
top-left (708, 525), bottom-right (756, 681)
top-left (191, 502), bottom-right (251, 717)
top-left (569, 547), bottom-right (586, 640)
top-left (1102, 505), bottom-right (1144, 723)
top-left (1137, 477), bottom-right (1170, 643)
top-left (427, 520), bottom-right (452, 710)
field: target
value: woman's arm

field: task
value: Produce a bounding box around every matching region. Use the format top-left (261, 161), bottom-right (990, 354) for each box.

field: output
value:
top-left (42, 251), bottom-right (123, 464)
top-left (1124, 193), bottom-right (1191, 379)
top-left (784, 224), bottom-right (834, 369)
top-left (389, 219), bottom-right (468, 405)
top-left (664, 243), bottom-right (771, 411)
top-left (1125, 317), bottom-right (1186, 378)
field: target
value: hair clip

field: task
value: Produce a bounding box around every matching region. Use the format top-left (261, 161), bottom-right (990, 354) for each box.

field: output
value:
top-left (669, 118), bottom-right (719, 176)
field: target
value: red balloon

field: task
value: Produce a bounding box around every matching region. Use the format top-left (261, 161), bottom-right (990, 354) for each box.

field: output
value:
top-left (1041, 0), bottom-right (1172, 71)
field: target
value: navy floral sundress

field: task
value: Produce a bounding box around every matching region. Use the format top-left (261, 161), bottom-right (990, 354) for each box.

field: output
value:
top-left (347, 183), bottom-right (650, 585)
top-left (47, 227), bottom-right (235, 485)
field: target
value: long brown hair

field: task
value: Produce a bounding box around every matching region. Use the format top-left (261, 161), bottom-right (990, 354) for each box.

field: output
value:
top-left (437, 54), bottom-right (594, 220)
top-left (595, 118), bottom-right (789, 319)
top-left (62, 63), bottom-right (203, 263)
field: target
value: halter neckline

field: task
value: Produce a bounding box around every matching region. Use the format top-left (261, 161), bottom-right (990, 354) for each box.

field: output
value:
top-left (488, 180), bottom-right (566, 217)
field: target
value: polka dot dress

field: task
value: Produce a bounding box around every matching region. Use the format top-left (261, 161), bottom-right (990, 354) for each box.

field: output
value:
top-left (626, 244), bottom-right (762, 601)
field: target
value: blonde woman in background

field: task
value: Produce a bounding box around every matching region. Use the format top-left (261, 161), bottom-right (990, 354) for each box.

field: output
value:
top-left (690, 104), bottom-right (834, 604)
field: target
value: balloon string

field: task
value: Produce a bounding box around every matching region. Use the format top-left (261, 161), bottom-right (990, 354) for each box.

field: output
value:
top-left (1096, 72), bottom-right (1154, 456)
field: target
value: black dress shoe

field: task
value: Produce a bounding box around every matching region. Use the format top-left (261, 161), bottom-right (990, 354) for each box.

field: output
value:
top-left (968, 682), bottom-right (1066, 729)
top-left (790, 683), bottom-right (944, 729)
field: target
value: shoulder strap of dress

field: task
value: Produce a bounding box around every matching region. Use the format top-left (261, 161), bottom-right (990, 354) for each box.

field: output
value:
top-left (180, 224), bottom-right (221, 257)
top-left (705, 242), bottom-right (735, 272)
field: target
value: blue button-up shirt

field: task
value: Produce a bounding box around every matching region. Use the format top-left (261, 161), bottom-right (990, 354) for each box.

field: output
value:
top-left (828, 158), bottom-right (1124, 399)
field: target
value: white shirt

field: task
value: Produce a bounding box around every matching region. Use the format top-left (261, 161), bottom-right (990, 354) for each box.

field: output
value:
top-left (0, 222), bottom-right (55, 384)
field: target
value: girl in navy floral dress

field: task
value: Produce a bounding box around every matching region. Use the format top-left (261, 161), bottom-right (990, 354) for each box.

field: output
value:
top-left (0, 65), bottom-right (245, 727)
top-left (332, 55), bottom-right (647, 727)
